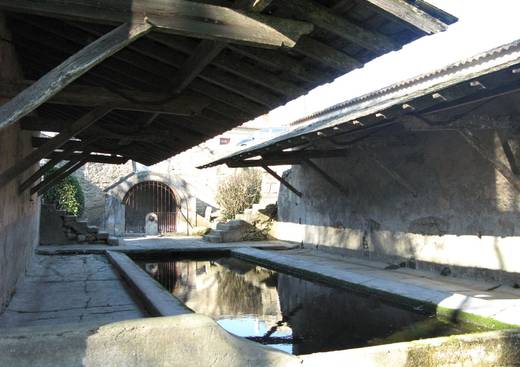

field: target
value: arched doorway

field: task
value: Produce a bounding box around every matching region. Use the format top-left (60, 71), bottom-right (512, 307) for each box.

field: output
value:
top-left (123, 181), bottom-right (177, 233)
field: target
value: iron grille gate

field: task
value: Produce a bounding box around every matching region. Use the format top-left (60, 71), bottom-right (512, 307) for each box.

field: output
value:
top-left (123, 181), bottom-right (177, 233)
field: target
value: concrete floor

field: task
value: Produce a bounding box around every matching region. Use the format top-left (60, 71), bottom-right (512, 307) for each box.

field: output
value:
top-left (0, 254), bottom-right (147, 328)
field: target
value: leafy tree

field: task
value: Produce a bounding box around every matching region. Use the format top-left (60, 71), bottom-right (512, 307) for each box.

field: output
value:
top-left (42, 168), bottom-right (85, 216)
top-left (216, 169), bottom-right (262, 220)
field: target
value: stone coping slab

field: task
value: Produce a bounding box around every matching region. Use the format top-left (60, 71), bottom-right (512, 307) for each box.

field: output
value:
top-left (106, 251), bottom-right (192, 317)
top-left (300, 329), bottom-right (520, 367)
top-left (230, 248), bottom-right (520, 329)
top-left (0, 314), bottom-right (299, 367)
top-left (36, 238), bottom-right (296, 256)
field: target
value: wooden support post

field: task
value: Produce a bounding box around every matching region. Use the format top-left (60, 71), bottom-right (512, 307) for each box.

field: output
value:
top-left (498, 132), bottom-right (520, 175)
top-left (458, 128), bottom-right (520, 192)
top-left (361, 146), bottom-right (418, 197)
top-left (0, 106), bottom-right (112, 189)
top-left (31, 157), bottom-right (87, 196)
top-left (0, 22), bottom-right (151, 131)
top-left (261, 165), bottom-right (302, 197)
top-left (19, 138), bottom-right (97, 193)
top-left (305, 159), bottom-right (349, 197)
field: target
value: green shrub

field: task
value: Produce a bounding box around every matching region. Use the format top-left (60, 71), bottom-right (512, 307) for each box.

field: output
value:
top-left (42, 168), bottom-right (85, 216)
top-left (216, 168), bottom-right (262, 220)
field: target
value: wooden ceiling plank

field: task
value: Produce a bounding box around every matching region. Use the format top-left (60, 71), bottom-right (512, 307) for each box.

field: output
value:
top-left (0, 0), bottom-right (313, 48)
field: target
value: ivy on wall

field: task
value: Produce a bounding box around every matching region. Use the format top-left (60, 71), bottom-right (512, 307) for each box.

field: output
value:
top-left (42, 169), bottom-right (85, 216)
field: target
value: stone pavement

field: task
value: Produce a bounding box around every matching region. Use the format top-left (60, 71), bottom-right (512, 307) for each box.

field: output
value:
top-left (0, 254), bottom-right (147, 328)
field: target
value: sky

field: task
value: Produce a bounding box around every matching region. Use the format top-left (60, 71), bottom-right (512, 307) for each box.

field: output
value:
top-left (246, 0), bottom-right (520, 129)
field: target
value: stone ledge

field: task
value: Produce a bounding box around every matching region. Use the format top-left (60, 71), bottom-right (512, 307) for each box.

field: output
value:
top-left (0, 315), bottom-right (298, 367)
top-left (301, 329), bottom-right (520, 367)
top-left (105, 251), bottom-right (192, 317)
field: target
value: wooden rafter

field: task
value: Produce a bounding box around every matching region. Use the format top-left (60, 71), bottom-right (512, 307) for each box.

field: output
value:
top-left (360, 146), bottom-right (418, 197)
top-left (19, 137), bottom-right (97, 193)
top-left (0, 22), bottom-right (150, 131)
top-left (165, 0), bottom-right (276, 97)
top-left (47, 152), bottom-right (128, 164)
top-left (0, 106), bottom-right (112, 189)
top-left (280, 0), bottom-right (398, 52)
top-left (31, 158), bottom-right (87, 196)
top-left (262, 165), bottom-right (303, 197)
top-left (0, 80), bottom-right (209, 116)
top-left (498, 132), bottom-right (520, 175)
top-left (0, 0), bottom-right (313, 48)
top-left (304, 159), bottom-right (349, 197)
top-left (458, 128), bottom-right (520, 192)
top-left (361, 0), bottom-right (448, 34)
top-left (226, 148), bottom-right (352, 167)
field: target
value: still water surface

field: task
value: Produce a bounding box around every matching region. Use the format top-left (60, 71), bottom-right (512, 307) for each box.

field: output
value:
top-left (137, 256), bottom-right (479, 355)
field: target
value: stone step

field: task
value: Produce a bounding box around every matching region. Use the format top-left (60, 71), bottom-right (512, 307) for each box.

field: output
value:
top-left (216, 222), bottom-right (229, 231)
top-left (66, 221), bottom-right (89, 234)
top-left (87, 225), bottom-right (99, 234)
top-left (107, 237), bottom-right (120, 246)
top-left (203, 234), bottom-right (223, 243)
top-left (96, 231), bottom-right (109, 241)
top-left (63, 215), bottom-right (78, 223)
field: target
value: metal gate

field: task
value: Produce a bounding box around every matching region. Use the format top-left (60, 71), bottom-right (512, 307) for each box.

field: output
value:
top-left (123, 181), bottom-right (177, 233)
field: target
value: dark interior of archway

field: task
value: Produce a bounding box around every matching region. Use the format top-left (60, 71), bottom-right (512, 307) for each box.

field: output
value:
top-left (123, 181), bottom-right (177, 233)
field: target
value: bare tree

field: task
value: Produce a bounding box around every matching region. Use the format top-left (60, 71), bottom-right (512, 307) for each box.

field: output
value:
top-left (216, 168), bottom-right (262, 220)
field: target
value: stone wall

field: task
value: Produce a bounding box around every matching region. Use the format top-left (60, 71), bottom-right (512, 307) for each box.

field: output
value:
top-left (0, 14), bottom-right (40, 312)
top-left (74, 161), bottom-right (134, 226)
top-left (75, 152), bottom-right (280, 234)
top-left (273, 127), bottom-right (520, 282)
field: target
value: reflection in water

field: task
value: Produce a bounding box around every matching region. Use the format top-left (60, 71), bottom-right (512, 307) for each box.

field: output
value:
top-left (139, 257), bottom-right (478, 355)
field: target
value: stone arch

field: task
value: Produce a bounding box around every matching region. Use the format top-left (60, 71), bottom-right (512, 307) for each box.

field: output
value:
top-left (103, 171), bottom-right (192, 236)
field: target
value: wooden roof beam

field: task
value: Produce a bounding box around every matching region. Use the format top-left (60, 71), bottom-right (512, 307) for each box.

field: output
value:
top-left (360, 0), bottom-right (448, 34)
top-left (47, 152), bottom-right (128, 164)
top-left (0, 106), bottom-right (112, 189)
top-left (279, 0), bottom-right (399, 52)
top-left (0, 0), bottom-right (313, 48)
top-left (0, 80), bottom-right (209, 116)
top-left (0, 22), bottom-right (150, 132)
top-left (31, 158), bottom-right (87, 196)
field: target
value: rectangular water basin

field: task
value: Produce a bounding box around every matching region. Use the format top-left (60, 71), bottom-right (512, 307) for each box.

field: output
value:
top-left (134, 254), bottom-right (485, 355)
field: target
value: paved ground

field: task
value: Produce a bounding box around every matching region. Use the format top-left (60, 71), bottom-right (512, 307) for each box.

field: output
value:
top-left (232, 247), bottom-right (520, 328)
top-left (0, 254), bottom-right (147, 328)
top-left (3, 236), bottom-right (520, 330)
